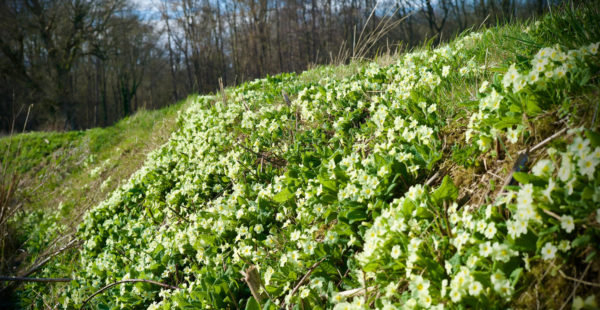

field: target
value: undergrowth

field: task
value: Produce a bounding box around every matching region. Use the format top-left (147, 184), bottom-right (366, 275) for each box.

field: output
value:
top-left (4, 2), bottom-right (600, 309)
top-left (0, 103), bottom-right (183, 307)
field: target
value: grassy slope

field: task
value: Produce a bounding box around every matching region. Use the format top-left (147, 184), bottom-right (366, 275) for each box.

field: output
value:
top-left (0, 102), bottom-right (184, 306)
top-left (6, 4), bottom-right (600, 309)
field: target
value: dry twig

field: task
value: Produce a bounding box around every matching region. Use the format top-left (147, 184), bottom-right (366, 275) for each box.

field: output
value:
top-left (81, 279), bottom-right (181, 308)
top-left (0, 276), bottom-right (71, 283)
top-left (284, 257), bottom-right (326, 309)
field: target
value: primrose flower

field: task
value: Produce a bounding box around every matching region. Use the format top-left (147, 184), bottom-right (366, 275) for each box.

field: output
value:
top-left (385, 282), bottom-right (397, 298)
top-left (290, 230), bottom-right (301, 241)
top-left (558, 154), bottom-right (574, 182)
top-left (476, 220), bottom-right (487, 234)
top-left (492, 242), bottom-right (515, 262)
top-left (570, 136), bottom-right (590, 156)
top-left (263, 267), bottom-right (274, 286)
top-left (488, 89), bottom-right (503, 110)
top-left (409, 275), bottom-right (430, 295)
top-left (577, 153), bottom-right (598, 179)
top-left (587, 42), bottom-right (599, 54)
top-left (542, 178), bottom-right (555, 203)
top-left (391, 245), bottom-right (402, 259)
top-left (299, 286), bottom-right (310, 299)
top-left (407, 185), bottom-right (424, 201)
top-left (484, 222), bottom-right (497, 239)
top-left (558, 240), bottom-right (571, 252)
top-left (513, 77), bottom-right (526, 92)
top-left (477, 136), bottom-right (491, 151)
top-left (442, 66), bottom-right (450, 77)
top-left (554, 66), bottom-right (567, 79)
top-left (419, 293), bottom-right (433, 308)
top-left (496, 280), bottom-right (513, 298)
top-left (507, 220), bottom-right (519, 239)
top-left (479, 81), bottom-right (489, 93)
top-left (541, 242), bottom-right (557, 260)
top-left (405, 298), bottom-right (418, 309)
top-left (427, 104), bottom-right (437, 113)
top-left (560, 215), bottom-right (575, 233)
top-left (331, 293), bottom-right (345, 304)
top-left (325, 231), bottom-right (338, 244)
top-left (503, 64), bottom-right (520, 89)
top-left (507, 127), bottom-right (520, 144)
top-left (407, 239), bottom-right (422, 256)
top-left (466, 255), bottom-right (478, 268)
top-left (479, 241), bottom-right (492, 257)
top-left (532, 159), bottom-right (554, 176)
top-left (516, 193), bottom-right (533, 210)
top-left (445, 260), bottom-right (453, 274)
top-left (593, 147), bottom-right (600, 159)
top-left (490, 270), bottom-right (506, 287)
top-left (450, 289), bottom-right (462, 302)
top-left (527, 71), bottom-right (540, 84)
top-left (352, 297), bottom-right (364, 307)
top-left (468, 281), bottom-right (483, 296)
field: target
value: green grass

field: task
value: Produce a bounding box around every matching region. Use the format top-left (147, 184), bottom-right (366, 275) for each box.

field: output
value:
top-left (0, 101), bottom-right (185, 305)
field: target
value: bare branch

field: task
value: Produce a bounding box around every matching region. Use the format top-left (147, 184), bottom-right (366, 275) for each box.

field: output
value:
top-left (81, 279), bottom-right (181, 308)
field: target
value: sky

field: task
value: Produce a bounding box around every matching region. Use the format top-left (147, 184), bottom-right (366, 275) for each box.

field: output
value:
top-left (132, 0), bottom-right (161, 21)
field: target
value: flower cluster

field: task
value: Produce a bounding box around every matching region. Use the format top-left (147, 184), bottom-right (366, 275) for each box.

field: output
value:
top-left (344, 130), bottom-right (600, 309)
top-left (40, 12), bottom-right (600, 310)
top-left (467, 41), bottom-right (599, 151)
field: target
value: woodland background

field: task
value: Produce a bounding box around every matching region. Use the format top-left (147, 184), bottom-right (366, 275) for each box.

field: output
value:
top-left (0, 0), bottom-right (549, 132)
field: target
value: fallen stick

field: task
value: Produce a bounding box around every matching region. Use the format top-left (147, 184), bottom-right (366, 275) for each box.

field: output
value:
top-left (22, 238), bottom-right (79, 278)
top-left (284, 257), bottom-right (326, 309)
top-left (240, 265), bottom-right (265, 304)
top-left (559, 269), bottom-right (600, 288)
top-left (527, 127), bottom-right (568, 153)
top-left (81, 279), bottom-right (181, 308)
top-left (338, 286), bottom-right (376, 298)
top-left (0, 276), bottom-right (71, 283)
top-left (425, 171), bottom-right (441, 186)
top-left (219, 77), bottom-right (227, 107)
top-left (500, 126), bottom-right (570, 193)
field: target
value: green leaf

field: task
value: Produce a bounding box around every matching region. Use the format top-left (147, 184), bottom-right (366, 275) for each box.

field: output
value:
top-left (272, 188), bottom-right (294, 203)
top-left (432, 176), bottom-right (458, 203)
top-left (582, 187), bottom-right (594, 200)
top-left (510, 267), bottom-right (523, 286)
top-left (245, 297), bottom-right (261, 310)
top-left (509, 103), bottom-right (522, 113)
top-left (261, 300), bottom-right (278, 310)
top-left (512, 172), bottom-right (531, 184)
top-left (317, 174), bottom-right (337, 192)
top-left (511, 231), bottom-right (538, 251)
top-left (419, 257), bottom-right (445, 279)
top-left (363, 261), bottom-right (380, 272)
top-left (585, 250), bottom-right (597, 263)
top-left (525, 99), bottom-right (542, 116)
top-left (572, 234), bottom-right (591, 248)
top-left (345, 206), bottom-right (368, 224)
top-left (538, 225), bottom-right (559, 237)
top-left (586, 130), bottom-right (600, 147)
top-left (579, 69), bottom-right (591, 86)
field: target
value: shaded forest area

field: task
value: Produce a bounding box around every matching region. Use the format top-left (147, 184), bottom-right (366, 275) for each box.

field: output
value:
top-left (0, 0), bottom-right (548, 132)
